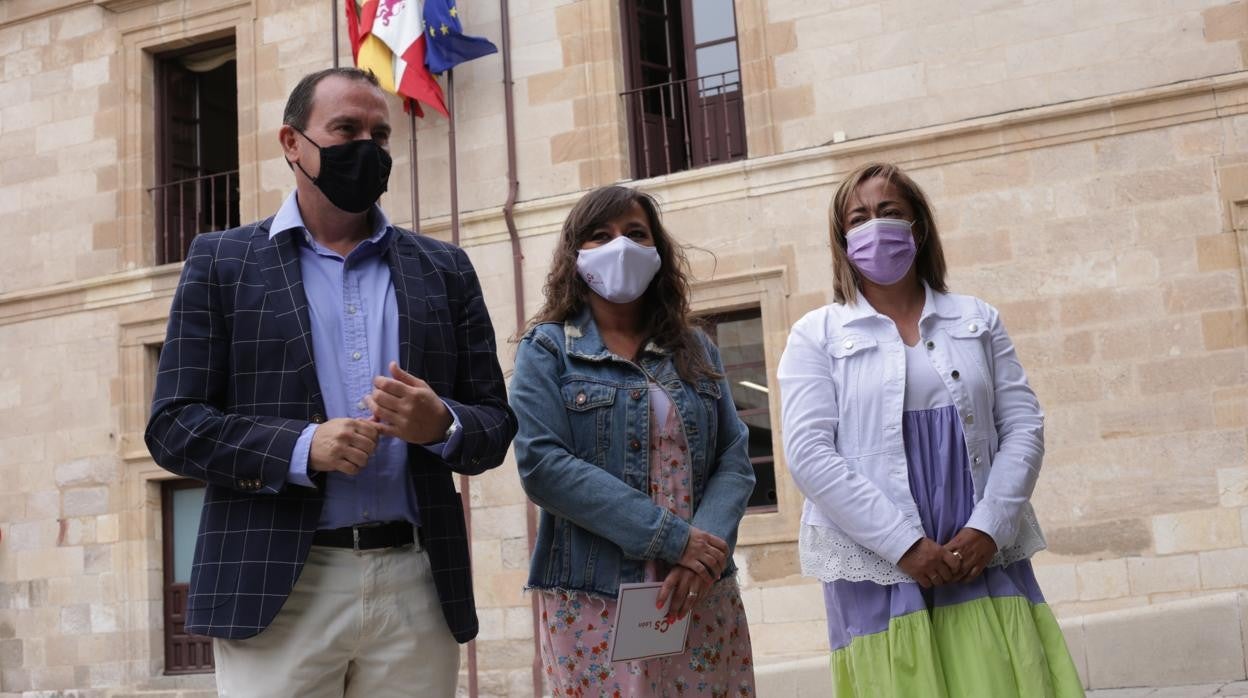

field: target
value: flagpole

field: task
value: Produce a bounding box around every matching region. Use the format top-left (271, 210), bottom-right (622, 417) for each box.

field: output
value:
top-left (331, 0), bottom-right (339, 67)
top-left (447, 68), bottom-right (460, 248)
top-left (409, 107), bottom-right (420, 228)
top-left (445, 65), bottom-right (476, 698)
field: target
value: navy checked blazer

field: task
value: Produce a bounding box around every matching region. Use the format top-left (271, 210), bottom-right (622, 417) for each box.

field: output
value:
top-left (145, 216), bottom-right (517, 642)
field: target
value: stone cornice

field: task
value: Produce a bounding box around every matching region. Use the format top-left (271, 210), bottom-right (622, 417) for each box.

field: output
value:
top-left (93, 0), bottom-right (160, 12)
top-left (417, 71), bottom-right (1248, 247)
top-left (0, 265), bottom-right (182, 327)
top-left (0, 0), bottom-right (93, 28)
top-left (3, 71), bottom-right (1247, 327)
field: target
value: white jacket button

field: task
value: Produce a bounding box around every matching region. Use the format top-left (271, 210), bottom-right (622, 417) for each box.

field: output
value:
top-left (843, 339), bottom-right (854, 350)
top-left (968, 323), bottom-right (978, 333)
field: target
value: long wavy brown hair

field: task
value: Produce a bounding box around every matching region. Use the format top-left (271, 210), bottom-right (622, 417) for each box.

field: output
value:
top-left (526, 185), bottom-right (720, 383)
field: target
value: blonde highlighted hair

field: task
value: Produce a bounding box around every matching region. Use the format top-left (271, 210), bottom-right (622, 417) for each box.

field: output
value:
top-left (828, 162), bottom-right (948, 304)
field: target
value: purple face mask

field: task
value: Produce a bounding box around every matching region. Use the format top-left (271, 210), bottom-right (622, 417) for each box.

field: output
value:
top-left (846, 218), bottom-right (917, 286)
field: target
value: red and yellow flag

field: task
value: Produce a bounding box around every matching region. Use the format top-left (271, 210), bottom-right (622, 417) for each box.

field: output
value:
top-left (345, 0), bottom-right (448, 117)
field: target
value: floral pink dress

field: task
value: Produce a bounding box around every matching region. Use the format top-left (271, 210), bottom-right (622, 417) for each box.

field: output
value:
top-left (537, 386), bottom-right (756, 697)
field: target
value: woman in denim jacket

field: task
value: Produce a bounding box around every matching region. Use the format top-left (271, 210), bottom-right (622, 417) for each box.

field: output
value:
top-left (510, 186), bottom-right (757, 696)
top-left (777, 163), bottom-right (1083, 696)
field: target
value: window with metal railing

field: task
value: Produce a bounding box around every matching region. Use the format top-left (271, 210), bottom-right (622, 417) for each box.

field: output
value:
top-left (151, 39), bottom-right (240, 266)
top-left (621, 0), bottom-right (746, 179)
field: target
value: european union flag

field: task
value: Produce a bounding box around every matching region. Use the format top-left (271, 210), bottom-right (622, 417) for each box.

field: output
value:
top-left (423, 0), bottom-right (498, 75)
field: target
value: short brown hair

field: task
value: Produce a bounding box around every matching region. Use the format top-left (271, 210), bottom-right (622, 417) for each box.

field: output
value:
top-left (282, 67), bottom-right (381, 131)
top-left (527, 185), bottom-right (719, 382)
top-left (828, 162), bottom-right (948, 304)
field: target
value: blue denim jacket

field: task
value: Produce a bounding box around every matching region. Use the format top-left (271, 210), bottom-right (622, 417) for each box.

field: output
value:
top-left (510, 309), bottom-right (756, 597)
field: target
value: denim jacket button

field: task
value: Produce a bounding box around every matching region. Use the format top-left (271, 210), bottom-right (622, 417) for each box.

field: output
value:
top-left (630, 438), bottom-right (641, 451)
top-left (575, 392), bottom-right (587, 406)
top-left (631, 389), bottom-right (642, 400)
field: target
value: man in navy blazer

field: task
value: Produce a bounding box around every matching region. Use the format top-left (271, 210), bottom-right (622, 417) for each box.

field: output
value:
top-left (145, 67), bottom-right (517, 696)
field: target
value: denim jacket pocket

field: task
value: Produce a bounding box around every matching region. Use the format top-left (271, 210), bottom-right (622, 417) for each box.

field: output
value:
top-left (689, 377), bottom-right (723, 492)
top-left (944, 317), bottom-right (989, 341)
top-left (943, 317), bottom-right (992, 393)
top-left (825, 333), bottom-right (878, 359)
top-left (560, 380), bottom-right (617, 471)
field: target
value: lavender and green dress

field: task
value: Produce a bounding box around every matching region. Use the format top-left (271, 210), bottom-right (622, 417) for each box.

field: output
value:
top-left (821, 342), bottom-right (1083, 696)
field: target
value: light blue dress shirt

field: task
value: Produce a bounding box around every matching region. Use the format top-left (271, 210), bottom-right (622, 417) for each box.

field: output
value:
top-left (273, 192), bottom-right (461, 530)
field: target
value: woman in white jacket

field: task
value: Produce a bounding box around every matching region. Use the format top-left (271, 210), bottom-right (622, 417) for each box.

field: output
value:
top-left (777, 162), bottom-right (1082, 697)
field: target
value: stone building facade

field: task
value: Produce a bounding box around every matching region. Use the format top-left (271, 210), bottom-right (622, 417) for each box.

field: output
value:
top-left (1, 0), bottom-right (1247, 694)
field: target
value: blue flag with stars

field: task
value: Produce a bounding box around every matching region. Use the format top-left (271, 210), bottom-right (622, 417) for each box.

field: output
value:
top-left (423, 0), bottom-right (498, 75)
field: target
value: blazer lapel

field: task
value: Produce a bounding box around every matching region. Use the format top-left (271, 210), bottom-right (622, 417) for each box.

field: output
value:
top-left (386, 230), bottom-right (427, 378)
top-left (252, 220), bottom-right (325, 409)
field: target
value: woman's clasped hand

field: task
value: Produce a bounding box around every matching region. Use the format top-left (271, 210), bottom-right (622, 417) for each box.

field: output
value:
top-left (657, 527), bottom-right (729, 618)
top-left (897, 528), bottom-right (998, 589)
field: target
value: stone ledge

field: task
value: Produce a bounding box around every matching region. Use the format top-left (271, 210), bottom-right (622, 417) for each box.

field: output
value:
top-left (755, 591), bottom-right (1248, 695)
top-left (1075, 590), bottom-right (1248, 690)
top-left (5, 71), bottom-right (1248, 324)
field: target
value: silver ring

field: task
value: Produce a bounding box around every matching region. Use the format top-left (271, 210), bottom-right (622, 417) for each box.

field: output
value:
top-left (951, 550), bottom-right (963, 561)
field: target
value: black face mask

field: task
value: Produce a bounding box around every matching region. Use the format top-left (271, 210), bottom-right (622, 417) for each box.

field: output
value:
top-left (292, 128), bottom-right (392, 214)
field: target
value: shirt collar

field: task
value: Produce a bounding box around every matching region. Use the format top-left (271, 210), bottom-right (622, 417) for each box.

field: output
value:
top-left (844, 281), bottom-right (958, 327)
top-left (920, 282), bottom-right (961, 322)
top-left (563, 305), bottom-right (670, 361)
top-left (269, 190), bottom-right (392, 245)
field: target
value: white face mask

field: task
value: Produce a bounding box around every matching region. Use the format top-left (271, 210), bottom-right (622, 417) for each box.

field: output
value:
top-left (576, 235), bottom-right (662, 304)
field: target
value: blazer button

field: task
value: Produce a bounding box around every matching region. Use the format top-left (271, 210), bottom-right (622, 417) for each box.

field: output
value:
top-left (311, 413), bottom-right (325, 424)
top-left (630, 438), bottom-right (641, 451)
top-left (951, 370), bottom-right (960, 380)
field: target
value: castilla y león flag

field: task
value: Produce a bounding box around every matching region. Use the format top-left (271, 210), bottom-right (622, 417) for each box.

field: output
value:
top-left (346, 0), bottom-right (448, 117)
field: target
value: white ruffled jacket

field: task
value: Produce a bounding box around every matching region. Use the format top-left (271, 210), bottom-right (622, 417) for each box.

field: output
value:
top-left (776, 285), bottom-right (1047, 585)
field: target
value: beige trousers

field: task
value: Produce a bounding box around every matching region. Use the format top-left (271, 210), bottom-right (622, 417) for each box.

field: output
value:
top-left (213, 543), bottom-right (460, 698)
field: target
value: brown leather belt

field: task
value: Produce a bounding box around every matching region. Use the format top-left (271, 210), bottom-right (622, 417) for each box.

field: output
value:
top-left (312, 521), bottom-right (419, 551)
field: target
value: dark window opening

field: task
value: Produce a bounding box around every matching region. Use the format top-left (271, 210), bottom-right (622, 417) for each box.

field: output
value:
top-left (702, 308), bottom-right (776, 511)
top-left (161, 479), bottom-right (213, 674)
top-left (152, 38), bottom-right (240, 265)
top-left (621, 0), bottom-right (746, 179)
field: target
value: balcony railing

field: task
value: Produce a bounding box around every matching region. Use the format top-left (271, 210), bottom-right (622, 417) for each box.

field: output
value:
top-left (621, 70), bottom-right (747, 180)
top-left (149, 169), bottom-right (240, 265)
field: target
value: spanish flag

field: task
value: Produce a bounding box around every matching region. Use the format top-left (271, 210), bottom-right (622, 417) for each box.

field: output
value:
top-left (345, 0), bottom-right (448, 117)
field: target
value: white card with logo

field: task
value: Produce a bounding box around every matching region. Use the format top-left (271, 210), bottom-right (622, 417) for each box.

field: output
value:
top-left (608, 582), bottom-right (691, 663)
